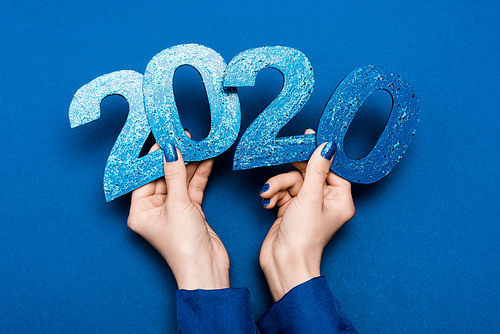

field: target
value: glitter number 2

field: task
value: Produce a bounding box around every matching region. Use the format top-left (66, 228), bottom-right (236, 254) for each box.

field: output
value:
top-left (224, 46), bottom-right (316, 170)
top-left (69, 70), bottom-right (164, 202)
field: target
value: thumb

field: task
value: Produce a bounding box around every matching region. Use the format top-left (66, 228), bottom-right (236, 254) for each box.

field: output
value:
top-left (299, 142), bottom-right (336, 200)
top-left (163, 143), bottom-right (189, 202)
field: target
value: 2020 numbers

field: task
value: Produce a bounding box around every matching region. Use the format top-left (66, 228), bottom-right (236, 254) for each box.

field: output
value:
top-left (69, 44), bottom-right (420, 202)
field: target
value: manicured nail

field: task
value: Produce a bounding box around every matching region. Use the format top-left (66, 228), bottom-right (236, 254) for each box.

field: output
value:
top-left (262, 198), bottom-right (270, 207)
top-left (259, 183), bottom-right (270, 193)
top-left (163, 143), bottom-right (178, 162)
top-left (321, 142), bottom-right (336, 160)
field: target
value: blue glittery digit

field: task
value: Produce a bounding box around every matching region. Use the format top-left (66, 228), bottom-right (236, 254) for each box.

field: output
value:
top-left (143, 44), bottom-right (240, 161)
top-left (224, 46), bottom-right (316, 170)
top-left (317, 66), bottom-right (420, 183)
top-left (69, 70), bottom-right (164, 202)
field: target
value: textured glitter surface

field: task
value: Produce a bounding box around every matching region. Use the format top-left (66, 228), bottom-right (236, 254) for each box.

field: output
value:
top-left (143, 44), bottom-right (240, 161)
top-left (69, 70), bottom-right (163, 201)
top-left (224, 46), bottom-right (316, 170)
top-left (317, 66), bottom-right (420, 183)
top-left (70, 55), bottom-right (419, 200)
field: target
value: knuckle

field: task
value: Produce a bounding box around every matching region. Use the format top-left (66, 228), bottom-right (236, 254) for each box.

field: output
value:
top-left (289, 170), bottom-right (303, 181)
top-left (267, 175), bottom-right (280, 185)
top-left (309, 164), bottom-right (328, 178)
top-left (164, 166), bottom-right (184, 181)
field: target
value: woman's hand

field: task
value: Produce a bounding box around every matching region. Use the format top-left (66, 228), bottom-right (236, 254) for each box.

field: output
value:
top-left (127, 140), bottom-right (229, 290)
top-left (259, 130), bottom-right (355, 301)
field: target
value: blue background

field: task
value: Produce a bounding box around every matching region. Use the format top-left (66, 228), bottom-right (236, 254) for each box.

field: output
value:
top-left (1, 1), bottom-right (498, 332)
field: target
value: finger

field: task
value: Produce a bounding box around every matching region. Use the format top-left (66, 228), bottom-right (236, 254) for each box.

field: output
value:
top-left (155, 176), bottom-right (167, 195)
top-left (186, 161), bottom-right (200, 183)
top-left (148, 143), bottom-right (167, 195)
top-left (163, 143), bottom-right (190, 202)
top-left (259, 171), bottom-right (303, 198)
top-left (299, 141), bottom-right (336, 201)
top-left (326, 171), bottom-right (351, 191)
top-left (262, 190), bottom-right (292, 209)
top-left (131, 143), bottom-right (162, 201)
top-left (291, 161), bottom-right (307, 175)
top-left (188, 158), bottom-right (214, 205)
top-left (181, 129), bottom-right (201, 183)
top-left (291, 128), bottom-right (316, 175)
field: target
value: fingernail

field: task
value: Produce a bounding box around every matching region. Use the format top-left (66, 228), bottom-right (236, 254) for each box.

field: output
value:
top-left (321, 142), bottom-right (336, 160)
top-left (262, 198), bottom-right (270, 207)
top-left (163, 143), bottom-right (178, 162)
top-left (259, 183), bottom-right (270, 193)
top-left (183, 128), bottom-right (189, 132)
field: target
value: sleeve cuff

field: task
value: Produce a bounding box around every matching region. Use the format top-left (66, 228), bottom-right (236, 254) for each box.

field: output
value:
top-left (257, 276), bottom-right (357, 334)
top-left (176, 287), bottom-right (257, 334)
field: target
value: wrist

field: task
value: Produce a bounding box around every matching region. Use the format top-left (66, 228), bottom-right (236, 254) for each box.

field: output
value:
top-left (175, 266), bottom-right (230, 290)
top-left (157, 240), bottom-right (230, 290)
top-left (260, 248), bottom-right (321, 301)
top-left (264, 267), bottom-right (320, 302)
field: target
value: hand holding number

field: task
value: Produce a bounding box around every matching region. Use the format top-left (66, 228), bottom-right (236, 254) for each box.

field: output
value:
top-left (259, 130), bottom-right (355, 301)
top-left (127, 135), bottom-right (229, 290)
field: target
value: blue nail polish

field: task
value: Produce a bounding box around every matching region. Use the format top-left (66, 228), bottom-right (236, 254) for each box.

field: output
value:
top-left (163, 143), bottom-right (178, 162)
top-left (321, 142), bottom-right (336, 160)
top-left (259, 183), bottom-right (270, 193)
top-left (263, 198), bottom-right (270, 207)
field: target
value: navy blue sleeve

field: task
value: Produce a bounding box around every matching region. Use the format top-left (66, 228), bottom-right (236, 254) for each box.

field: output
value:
top-left (257, 276), bottom-right (357, 334)
top-left (176, 287), bottom-right (258, 334)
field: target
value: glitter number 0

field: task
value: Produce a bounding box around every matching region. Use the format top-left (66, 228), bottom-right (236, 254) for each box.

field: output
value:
top-left (143, 44), bottom-right (240, 161)
top-left (317, 66), bottom-right (420, 183)
top-left (224, 46), bottom-right (316, 170)
top-left (69, 70), bottom-right (164, 202)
